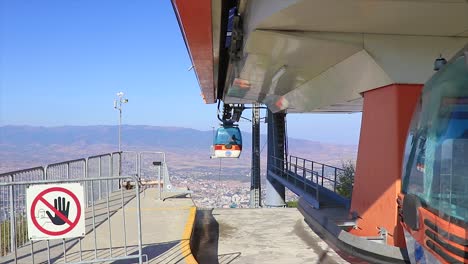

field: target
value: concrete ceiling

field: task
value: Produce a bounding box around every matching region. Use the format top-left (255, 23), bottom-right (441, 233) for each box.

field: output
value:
top-left (222, 0), bottom-right (468, 113)
top-left (255, 0), bottom-right (468, 37)
top-left (172, 0), bottom-right (468, 111)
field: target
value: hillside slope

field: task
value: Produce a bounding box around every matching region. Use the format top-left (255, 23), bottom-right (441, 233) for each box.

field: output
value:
top-left (0, 125), bottom-right (357, 173)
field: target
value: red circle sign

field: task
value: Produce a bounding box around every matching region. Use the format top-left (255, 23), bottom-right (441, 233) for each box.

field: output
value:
top-left (30, 187), bottom-right (82, 236)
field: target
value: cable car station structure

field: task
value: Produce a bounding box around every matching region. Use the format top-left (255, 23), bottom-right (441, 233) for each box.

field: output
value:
top-left (1, 1), bottom-right (468, 264)
top-left (172, 0), bottom-right (468, 263)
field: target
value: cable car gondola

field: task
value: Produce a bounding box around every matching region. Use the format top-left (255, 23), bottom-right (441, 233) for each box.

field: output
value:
top-left (211, 124), bottom-right (242, 158)
top-left (399, 45), bottom-right (468, 264)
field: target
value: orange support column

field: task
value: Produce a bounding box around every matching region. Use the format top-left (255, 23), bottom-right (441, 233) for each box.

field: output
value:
top-left (350, 84), bottom-right (423, 247)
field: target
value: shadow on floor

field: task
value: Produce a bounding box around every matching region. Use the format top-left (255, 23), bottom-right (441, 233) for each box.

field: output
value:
top-left (53, 241), bottom-right (181, 263)
top-left (109, 241), bottom-right (181, 264)
top-left (218, 252), bottom-right (241, 264)
top-left (191, 209), bottom-right (220, 264)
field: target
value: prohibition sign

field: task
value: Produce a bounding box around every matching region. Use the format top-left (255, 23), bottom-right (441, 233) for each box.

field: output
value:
top-left (30, 187), bottom-right (82, 236)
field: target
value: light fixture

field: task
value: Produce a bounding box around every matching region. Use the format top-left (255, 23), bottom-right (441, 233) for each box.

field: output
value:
top-left (114, 92), bottom-right (129, 152)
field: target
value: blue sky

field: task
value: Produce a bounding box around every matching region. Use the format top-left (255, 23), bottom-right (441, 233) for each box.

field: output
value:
top-left (0, 0), bottom-right (362, 144)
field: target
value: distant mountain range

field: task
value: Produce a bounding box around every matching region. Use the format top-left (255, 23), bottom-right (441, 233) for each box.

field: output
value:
top-left (0, 125), bottom-right (357, 173)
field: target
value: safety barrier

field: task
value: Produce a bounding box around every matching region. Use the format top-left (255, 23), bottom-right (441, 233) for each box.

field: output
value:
top-left (0, 175), bottom-right (143, 264)
top-left (0, 167), bottom-right (45, 258)
top-left (269, 155), bottom-right (353, 208)
top-left (0, 151), bottom-right (188, 263)
top-left (136, 151), bottom-right (192, 199)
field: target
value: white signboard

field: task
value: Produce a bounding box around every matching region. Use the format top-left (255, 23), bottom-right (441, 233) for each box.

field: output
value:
top-left (27, 183), bottom-right (85, 240)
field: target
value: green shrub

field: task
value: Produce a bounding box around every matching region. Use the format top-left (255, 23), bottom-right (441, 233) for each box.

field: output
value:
top-left (336, 161), bottom-right (355, 199)
top-left (286, 200), bottom-right (298, 208)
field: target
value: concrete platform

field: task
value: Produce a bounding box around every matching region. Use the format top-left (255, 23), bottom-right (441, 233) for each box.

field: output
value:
top-left (298, 198), bottom-right (410, 264)
top-left (192, 208), bottom-right (350, 264)
top-left (1, 188), bottom-right (197, 264)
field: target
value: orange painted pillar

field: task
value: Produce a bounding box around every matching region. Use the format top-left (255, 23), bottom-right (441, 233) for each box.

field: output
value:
top-left (350, 84), bottom-right (423, 247)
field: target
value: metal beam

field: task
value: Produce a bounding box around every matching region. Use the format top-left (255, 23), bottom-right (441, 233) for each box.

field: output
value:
top-left (250, 103), bottom-right (261, 208)
top-left (265, 110), bottom-right (286, 207)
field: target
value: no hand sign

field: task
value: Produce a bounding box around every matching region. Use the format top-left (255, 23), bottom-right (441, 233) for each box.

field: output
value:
top-left (27, 183), bottom-right (85, 240)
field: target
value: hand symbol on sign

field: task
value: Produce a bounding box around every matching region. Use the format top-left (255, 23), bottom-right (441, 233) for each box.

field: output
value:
top-left (46, 196), bottom-right (70, 225)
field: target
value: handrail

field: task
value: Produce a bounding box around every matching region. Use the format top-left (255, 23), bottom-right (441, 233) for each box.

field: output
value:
top-left (46, 158), bottom-right (87, 168)
top-left (0, 150), bottom-right (181, 259)
top-left (289, 155), bottom-right (344, 171)
top-left (0, 166), bottom-right (45, 179)
top-left (0, 174), bottom-right (144, 263)
top-left (269, 155), bottom-right (353, 206)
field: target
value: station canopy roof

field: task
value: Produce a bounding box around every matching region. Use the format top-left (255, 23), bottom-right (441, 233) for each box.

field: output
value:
top-left (172, 0), bottom-right (468, 113)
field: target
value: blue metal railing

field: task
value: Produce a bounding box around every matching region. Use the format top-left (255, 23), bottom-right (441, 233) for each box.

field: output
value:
top-left (269, 155), bottom-right (354, 208)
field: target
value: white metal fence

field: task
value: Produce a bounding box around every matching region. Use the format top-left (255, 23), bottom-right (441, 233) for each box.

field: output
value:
top-left (0, 151), bottom-right (185, 264)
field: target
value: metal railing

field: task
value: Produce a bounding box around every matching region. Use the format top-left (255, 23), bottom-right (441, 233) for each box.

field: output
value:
top-left (0, 175), bottom-right (143, 264)
top-left (1, 167), bottom-right (46, 257)
top-left (137, 151), bottom-right (192, 199)
top-left (270, 155), bottom-right (353, 207)
top-left (0, 151), bottom-right (186, 263)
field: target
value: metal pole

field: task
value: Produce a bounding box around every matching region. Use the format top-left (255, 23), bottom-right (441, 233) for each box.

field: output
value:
top-left (30, 240), bottom-right (35, 264)
top-left (47, 240), bottom-right (50, 264)
top-left (321, 165), bottom-right (325, 186)
top-left (265, 110), bottom-right (286, 207)
top-left (62, 239), bottom-right (67, 263)
top-left (83, 160), bottom-right (88, 207)
top-left (311, 161), bottom-right (314, 183)
top-left (250, 103), bottom-right (261, 208)
top-left (66, 163), bottom-right (70, 179)
top-left (107, 155), bottom-right (113, 257)
top-left (303, 159), bottom-right (306, 191)
top-left (316, 172), bottom-right (319, 202)
top-left (106, 179), bottom-right (113, 257)
top-left (119, 107), bottom-right (122, 152)
top-left (91, 179), bottom-right (97, 259)
top-left (135, 183), bottom-right (143, 264)
top-left (334, 167), bottom-right (337, 192)
top-left (2, 211), bottom-right (6, 255)
top-left (158, 165), bottom-right (162, 200)
top-left (115, 92), bottom-right (128, 153)
top-left (98, 158), bottom-right (102, 200)
top-left (9, 176), bottom-right (16, 262)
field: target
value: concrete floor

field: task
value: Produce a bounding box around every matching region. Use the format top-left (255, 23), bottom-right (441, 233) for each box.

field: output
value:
top-left (3, 190), bottom-right (352, 264)
top-left (193, 208), bottom-right (350, 264)
top-left (64, 189), bottom-right (196, 264)
top-left (1, 188), bottom-right (196, 264)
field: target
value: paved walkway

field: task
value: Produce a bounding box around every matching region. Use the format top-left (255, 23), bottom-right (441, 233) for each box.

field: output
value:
top-left (1, 188), bottom-right (196, 264)
top-left (4, 190), bottom-right (352, 264)
top-left (193, 208), bottom-right (349, 264)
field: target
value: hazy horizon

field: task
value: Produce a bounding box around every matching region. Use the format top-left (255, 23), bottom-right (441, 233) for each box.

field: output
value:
top-left (1, 0), bottom-right (362, 145)
top-left (0, 125), bottom-right (358, 174)
top-left (0, 123), bottom-right (360, 146)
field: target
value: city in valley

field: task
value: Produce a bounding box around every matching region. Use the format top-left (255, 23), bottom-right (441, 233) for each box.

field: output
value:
top-left (0, 125), bottom-right (356, 211)
top-left (0, 165), bottom-right (297, 221)
top-left (169, 167), bottom-right (298, 208)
